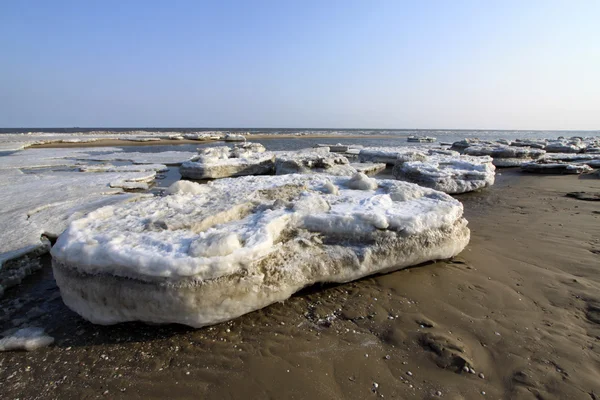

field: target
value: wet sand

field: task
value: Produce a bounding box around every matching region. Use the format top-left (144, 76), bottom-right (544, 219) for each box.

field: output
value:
top-left (31, 134), bottom-right (399, 149)
top-left (1, 171), bottom-right (599, 399)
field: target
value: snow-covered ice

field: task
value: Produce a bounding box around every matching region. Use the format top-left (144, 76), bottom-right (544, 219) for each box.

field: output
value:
top-left (463, 145), bottom-right (546, 167)
top-left (0, 327), bottom-right (54, 351)
top-left (352, 163), bottom-right (387, 175)
top-left (394, 154), bottom-right (496, 194)
top-left (274, 148), bottom-right (356, 176)
top-left (544, 139), bottom-right (586, 153)
top-left (358, 147), bottom-right (420, 165)
top-left (51, 174), bottom-right (470, 327)
top-left (180, 143), bottom-right (274, 179)
top-left (521, 161), bottom-right (593, 174)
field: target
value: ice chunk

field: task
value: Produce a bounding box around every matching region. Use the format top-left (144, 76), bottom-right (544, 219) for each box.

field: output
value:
top-left (166, 180), bottom-right (210, 195)
top-left (358, 147), bottom-right (418, 165)
top-left (274, 150), bottom-right (356, 176)
top-left (463, 145), bottom-right (546, 167)
top-left (224, 134), bottom-right (246, 142)
top-left (0, 327), bottom-right (54, 351)
top-left (393, 155), bottom-right (495, 194)
top-left (521, 161), bottom-right (593, 174)
top-left (181, 153), bottom-right (275, 179)
top-left (348, 172), bottom-right (378, 190)
top-left (181, 143), bottom-right (274, 179)
top-left (352, 163), bottom-right (386, 175)
top-left (51, 174), bottom-right (469, 327)
top-left (545, 139), bottom-right (585, 153)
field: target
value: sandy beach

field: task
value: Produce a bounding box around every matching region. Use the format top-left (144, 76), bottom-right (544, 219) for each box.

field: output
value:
top-left (1, 169), bottom-right (598, 399)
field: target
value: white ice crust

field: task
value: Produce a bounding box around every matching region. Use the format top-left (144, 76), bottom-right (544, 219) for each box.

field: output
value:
top-left (51, 174), bottom-right (469, 327)
top-left (274, 148), bottom-right (356, 176)
top-left (521, 161), bottom-right (593, 174)
top-left (463, 145), bottom-right (546, 167)
top-left (0, 169), bottom-right (148, 270)
top-left (180, 143), bottom-right (273, 179)
top-left (0, 327), bottom-right (54, 352)
top-left (394, 154), bottom-right (496, 194)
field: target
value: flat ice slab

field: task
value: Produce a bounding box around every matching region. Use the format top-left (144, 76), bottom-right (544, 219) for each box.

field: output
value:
top-left (394, 154), bottom-right (496, 194)
top-left (0, 169), bottom-right (148, 295)
top-left (51, 174), bottom-right (470, 327)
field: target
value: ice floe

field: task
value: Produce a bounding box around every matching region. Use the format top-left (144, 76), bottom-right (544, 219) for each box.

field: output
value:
top-left (394, 154), bottom-right (496, 194)
top-left (462, 145), bottom-right (546, 167)
top-left (521, 161), bottom-right (593, 174)
top-left (358, 147), bottom-right (429, 165)
top-left (51, 174), bottom-right (469, 327)
top-left (274, 148), bottom-right (356, 176)
top-left (180, 144), bottom-right (274, 179)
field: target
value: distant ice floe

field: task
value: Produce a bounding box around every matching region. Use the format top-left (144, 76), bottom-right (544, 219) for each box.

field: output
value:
top-left (449, 136), bottom-right (600, 171)
top-left (51, 174), bottom-right (469, 327)
top-left (0, 327), bottom-right (54, 352)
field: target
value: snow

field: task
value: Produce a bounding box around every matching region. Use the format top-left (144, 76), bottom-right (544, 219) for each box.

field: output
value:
top-left (394, 154), bottom-right (496, 194)
top-left (51, 174), bottom-right (469, 327)
top-left (0, 327), bottom-right (54, 351)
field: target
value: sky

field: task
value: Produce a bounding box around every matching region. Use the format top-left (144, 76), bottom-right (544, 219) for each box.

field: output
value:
top-left (1, 0), bottom-right (599, 130)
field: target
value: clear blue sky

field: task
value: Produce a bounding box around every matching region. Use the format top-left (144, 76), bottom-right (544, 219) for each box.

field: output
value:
top-left (1, 0), bottom-right (598, 129)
